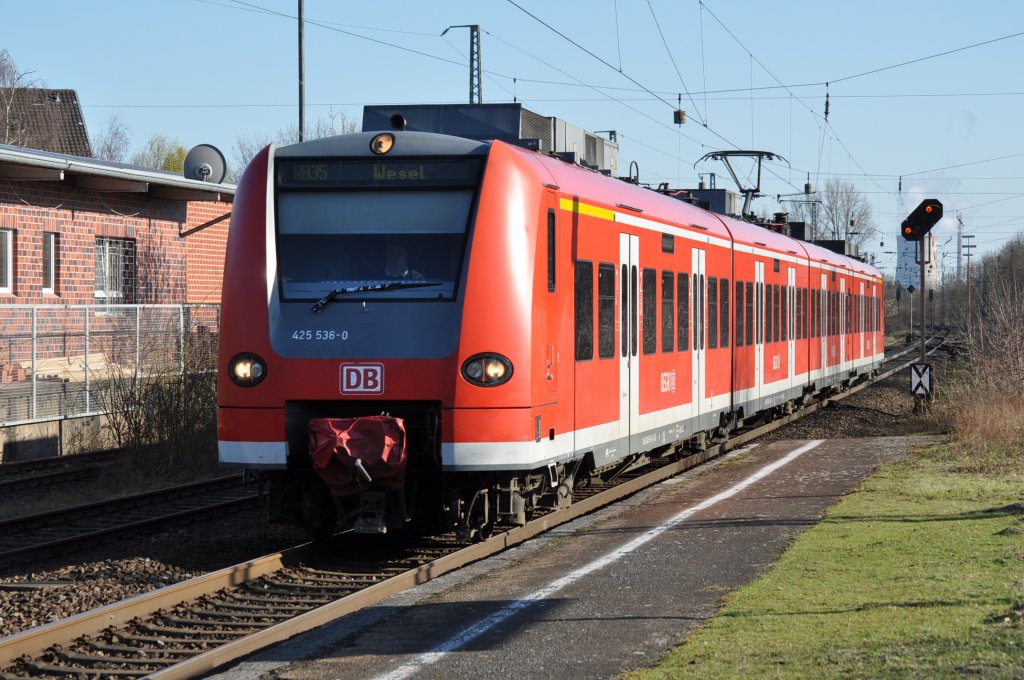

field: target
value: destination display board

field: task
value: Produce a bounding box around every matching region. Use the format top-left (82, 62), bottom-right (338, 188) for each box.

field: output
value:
top-left (277, 158), bottom-right (483, 189)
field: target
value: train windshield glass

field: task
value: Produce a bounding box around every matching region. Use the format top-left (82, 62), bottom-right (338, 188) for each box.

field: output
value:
top-left (275, 158), bottom-right (482, 301)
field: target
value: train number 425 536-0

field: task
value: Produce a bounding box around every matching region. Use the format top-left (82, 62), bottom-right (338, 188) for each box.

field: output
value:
top-left (292, 329), bottom-right (349, 341)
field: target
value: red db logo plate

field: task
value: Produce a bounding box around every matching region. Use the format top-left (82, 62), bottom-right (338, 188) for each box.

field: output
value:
top-left (340, 363), bottom-right (384, 395)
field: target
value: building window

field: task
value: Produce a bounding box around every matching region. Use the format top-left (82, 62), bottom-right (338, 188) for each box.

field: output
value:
top-left (42, 232), bottom-right (57, 294)
top-left (0, 229), bottom-right (12, 293)
top-left (95, 237), bottom-right (136, 303)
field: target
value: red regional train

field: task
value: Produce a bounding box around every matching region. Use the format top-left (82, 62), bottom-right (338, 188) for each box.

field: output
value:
top-left (218, 127), bottom-right (885, 539)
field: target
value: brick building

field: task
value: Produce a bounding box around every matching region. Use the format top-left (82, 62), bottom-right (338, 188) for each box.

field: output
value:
top-left (0, 144), bottom-right (234, 306)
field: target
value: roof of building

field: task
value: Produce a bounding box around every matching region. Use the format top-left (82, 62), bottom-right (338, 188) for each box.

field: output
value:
top-left (1, 88), bottom-right (92, 157)
top-left (0, 143), bottom-right (235, 203)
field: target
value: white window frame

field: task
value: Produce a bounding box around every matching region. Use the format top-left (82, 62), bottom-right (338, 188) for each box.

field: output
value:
top-left (0, 229), bottom-right (12, 294)
top-left (42, 232), bottom-right (56, 294)
top-left (95, 237), bottom-right (135, 304)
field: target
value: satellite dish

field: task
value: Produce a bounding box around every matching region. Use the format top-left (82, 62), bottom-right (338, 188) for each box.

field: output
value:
top-left (183, 144), bottom-right (227, 183)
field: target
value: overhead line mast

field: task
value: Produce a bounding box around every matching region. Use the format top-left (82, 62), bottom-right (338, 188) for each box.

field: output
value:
top-left (443, 25), bottom-right (483, 104)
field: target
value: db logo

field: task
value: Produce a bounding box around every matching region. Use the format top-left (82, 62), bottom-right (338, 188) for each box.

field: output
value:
top-left (340, 363), bottom-right (384, 395)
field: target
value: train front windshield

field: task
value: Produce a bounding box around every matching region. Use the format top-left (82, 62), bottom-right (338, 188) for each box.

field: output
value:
top-left (275, 158), bottom-right (483, 301)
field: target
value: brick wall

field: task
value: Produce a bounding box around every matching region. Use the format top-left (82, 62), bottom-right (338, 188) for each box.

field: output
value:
top-left (0, 180), bottom-right (231, 306)
top-left (185, 202), bottom-right (231, 304)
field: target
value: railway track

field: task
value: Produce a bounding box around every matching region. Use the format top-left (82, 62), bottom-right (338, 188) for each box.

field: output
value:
top-left (0, 450), bottom-right (120, 496)
top-left (0, 332), bottom-right (948, 679)
top-left (0, 476), bottom-right (258, 571)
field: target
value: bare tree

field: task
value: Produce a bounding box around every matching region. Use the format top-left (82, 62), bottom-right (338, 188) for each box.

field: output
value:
top-left (782, 178), bottom-right (875, 247)
top-left (132, 133), bottom-right (187, 172)
top-left (229, 109), bottom-right (358, 181)
top-left (821, 179), bottom-right (875, 247)
top-left (92, 113), bottom-right (131, 162)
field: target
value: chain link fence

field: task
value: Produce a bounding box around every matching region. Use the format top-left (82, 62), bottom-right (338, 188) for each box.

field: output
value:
top-left (0, 305), bottom-right (220, 427)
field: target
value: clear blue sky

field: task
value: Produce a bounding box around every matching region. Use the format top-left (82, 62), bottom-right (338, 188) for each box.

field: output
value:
top-left (5, 0), bottom-right (1023, 272)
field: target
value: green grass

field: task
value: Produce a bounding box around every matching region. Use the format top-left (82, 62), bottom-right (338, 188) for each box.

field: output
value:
top-left (627, 442), bottom-right (1024, 679)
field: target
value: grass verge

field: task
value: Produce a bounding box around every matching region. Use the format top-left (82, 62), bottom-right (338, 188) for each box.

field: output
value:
top-left (626, 440), bottom-right (1024, 679)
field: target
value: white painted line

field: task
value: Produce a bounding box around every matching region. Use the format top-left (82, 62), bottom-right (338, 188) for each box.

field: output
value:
top-left (373, 439), bottom-right (824, 680)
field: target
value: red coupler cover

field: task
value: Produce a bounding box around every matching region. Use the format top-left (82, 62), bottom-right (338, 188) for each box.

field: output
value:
top-left (308, 416), bottom-right (407, 496)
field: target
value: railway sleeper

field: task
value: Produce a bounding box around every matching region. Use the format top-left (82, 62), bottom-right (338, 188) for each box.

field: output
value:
top-left (58, 649), bottom-right (178, 668)
top-left (203, 597), bottom-right (316, 613)
top-left (134, 622), bottom-right (248, 639)
top-left (160, 615), bottom-right (267, 630)
top-left (26, 660), bottom-right (151, 677)
top-left (87, 642), bottom-right (196, 658)
top-left (177, 608), bottom-right (295, 622)
top-left (108, 632), bottom-right (216, 647)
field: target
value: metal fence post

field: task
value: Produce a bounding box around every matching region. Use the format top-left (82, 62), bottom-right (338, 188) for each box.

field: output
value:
top-left (31, 307), bottom-right (37, 420)
top-left (135, 305), bottom-right (141, 382)
top-left (180, 305), bottom-right (186, 375)
top-left (85, 308), bottom-right (91, 413)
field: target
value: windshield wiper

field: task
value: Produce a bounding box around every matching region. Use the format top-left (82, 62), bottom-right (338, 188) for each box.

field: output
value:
top-left (311, 281), bottom-right (441, 313)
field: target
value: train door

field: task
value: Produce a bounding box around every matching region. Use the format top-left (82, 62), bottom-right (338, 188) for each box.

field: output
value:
top-left (820, 273), bottom-right (828, 376)
top-left (754, 261), bottom-right (764, 403)
top-left (619, 234), bottom-right (639, 454)
top-left (858, 281), bottom-right (866, 361)
top-left (692, 248), bottom-right (706, 423)
top-left (787, 267), bottom-right (796, 390)
top-left (839, 278), bottom-right (847, 371)
top-left (543, 197), bottom-right (559, 396)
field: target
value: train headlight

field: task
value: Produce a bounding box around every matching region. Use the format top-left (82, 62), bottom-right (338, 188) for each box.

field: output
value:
top-left (461, 353), bottom-right (513, 387)
top-left (228, 352), bottom-right (267, 387)
top-left (370, 133), bottom-right (395, 155)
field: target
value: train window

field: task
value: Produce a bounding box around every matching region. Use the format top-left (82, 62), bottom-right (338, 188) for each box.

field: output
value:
top-left (753, 280), bottom-right (761, 346)
top-left (809, 290), bottom-right (815, 338)
top-left (662, 270), bottom-right (674, 352)
top-left (621, 265), bottom-right (628, 358)
top-left (699, 274), bottom-right (705, 350)
top-left (707, 277), bottom-right (718, 349)
top-left (275, 188), bottom-right (475, 301)
top-left (643, 268), bottom-right (657, 355)
top-left (678, 273), bottom-right (689, 352)
top-left (765, 283), bottom-right (773, 343)
top-left (693, 274), bottom-right (698, 351)
top-left (745, 282), bottom-right (754, 346)
top-left (547, 210), bottom-right (556, 293)
top-left (631, 265), bottom-right (638, 357)
top-left (781, 284), bottom-right (788, 342)
top-left (790, 286), bottom-right (796, 340)
top-left (796, 286), bottom-right (803, 340)
top-left (598, 263), bottom-right (615, 359)
top-left (720, 277), bottom-right (729, 348)
top-left (798, 288), bottom-right (806, 337)
top-left (773, 284), bottom-right (781, 343)
top-left (735, 281), bottom-right (744, 347)
top-left (662, 234), bottom-right (674, 254)
top-left (773, 258), bottom-right (780, 273)
top-left (574, 261), bottom-right (594, 361)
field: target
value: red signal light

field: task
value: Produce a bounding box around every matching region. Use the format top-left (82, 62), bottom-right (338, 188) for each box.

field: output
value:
top-left (901, 199), bottom-right (943, 241)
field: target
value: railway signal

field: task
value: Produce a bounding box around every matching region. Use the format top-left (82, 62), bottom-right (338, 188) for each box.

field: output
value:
top-left (901, 199), bottom-right (943, 241)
